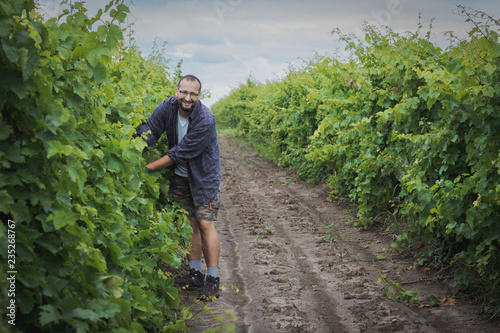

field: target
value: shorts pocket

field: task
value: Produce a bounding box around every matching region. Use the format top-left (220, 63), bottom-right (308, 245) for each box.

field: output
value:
top-left (211, 190), bottom-right (221, 210)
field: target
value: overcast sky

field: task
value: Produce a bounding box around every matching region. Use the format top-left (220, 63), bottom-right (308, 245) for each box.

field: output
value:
top-left (38, 0), bottom-right (500, 107)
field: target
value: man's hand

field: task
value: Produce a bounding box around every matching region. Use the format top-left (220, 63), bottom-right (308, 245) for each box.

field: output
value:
top-left (146, 154), bottom-right (175, 170)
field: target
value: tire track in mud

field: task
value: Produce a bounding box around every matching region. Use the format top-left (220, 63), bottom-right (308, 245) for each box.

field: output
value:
top-left (212, 135), bottom-right (370, 332)
top-left (220, 150), bottom-right (347, 332)
top-left (184, 134), bottom-right (500, 333)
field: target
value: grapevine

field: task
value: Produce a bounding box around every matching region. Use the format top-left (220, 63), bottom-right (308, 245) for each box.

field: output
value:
top-left (1, 1), bottom-right (193, 331)
top-left (213, 9), bottom-right (500, 313)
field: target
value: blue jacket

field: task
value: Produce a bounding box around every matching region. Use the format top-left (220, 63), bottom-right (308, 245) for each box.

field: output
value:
top-left (137, 96), bottom-right (221, 207)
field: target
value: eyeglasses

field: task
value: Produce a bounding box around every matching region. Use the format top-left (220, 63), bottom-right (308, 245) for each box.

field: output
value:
top-left (178, 90), bottom-right (200, 98)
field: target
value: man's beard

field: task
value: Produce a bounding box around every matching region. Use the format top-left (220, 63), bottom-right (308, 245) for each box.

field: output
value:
top-left (179, 99), bottom-right (195, 113)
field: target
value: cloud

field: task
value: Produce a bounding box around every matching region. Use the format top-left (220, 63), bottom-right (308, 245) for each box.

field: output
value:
top-left (36, 0), bottom-right (500, 107)
top-left (191, 48), bottom-right (236, 64)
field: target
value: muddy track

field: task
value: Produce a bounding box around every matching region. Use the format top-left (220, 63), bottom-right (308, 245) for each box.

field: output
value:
top-left (182, 133), bottom-right (499, 333)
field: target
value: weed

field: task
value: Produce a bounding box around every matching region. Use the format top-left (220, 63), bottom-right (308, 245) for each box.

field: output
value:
top-left (346, 217), bottom-right (356, 226)
top-left (230, 284), bottom-right (240, 299)
top-left (322, 222), bottom-right (344, 243)
top-left (266, 226), bottom-right (275, 234)
top-left (269, 177), bottom-right (287, 186)
top-left (425, 295), bottom-right (440, 307)
top-left (376, 248), bottom-right (388, 260)
top-left (282, 274), bottom-right (296, 285)
top-left (377, 273), bottom-right (419, 305)
top-left (202, 310), bottom-right (237, 333)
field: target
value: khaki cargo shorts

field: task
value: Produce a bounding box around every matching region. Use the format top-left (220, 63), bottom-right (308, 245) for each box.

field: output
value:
top-left (171, 175), bottom-right (220, 221)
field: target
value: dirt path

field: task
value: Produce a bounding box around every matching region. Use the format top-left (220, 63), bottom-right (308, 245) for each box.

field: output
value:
top-left (182, 133), bottom-right (499, 332)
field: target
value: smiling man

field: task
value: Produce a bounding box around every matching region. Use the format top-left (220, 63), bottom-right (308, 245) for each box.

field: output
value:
top-left (136, 75), bottom-right (222, 300)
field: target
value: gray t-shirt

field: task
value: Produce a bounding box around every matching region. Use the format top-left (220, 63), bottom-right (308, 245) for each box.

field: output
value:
top-left (174, 111), bottom-right (189, 177)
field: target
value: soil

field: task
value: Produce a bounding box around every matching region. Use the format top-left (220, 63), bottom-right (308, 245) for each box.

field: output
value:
top-left (177, 133), bottom-right (500, 333)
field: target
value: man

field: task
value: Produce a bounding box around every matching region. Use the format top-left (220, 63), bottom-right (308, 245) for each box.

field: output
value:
top-left (136, 74), bottom-right (221, 300)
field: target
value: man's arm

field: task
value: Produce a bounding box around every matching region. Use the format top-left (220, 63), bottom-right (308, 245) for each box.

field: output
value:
top-left (135, 99), bottom-right (171, 149)
top-left (168, 117), bottom-right (216, 163)
top-left (146, 154), bottom-right (175, 170)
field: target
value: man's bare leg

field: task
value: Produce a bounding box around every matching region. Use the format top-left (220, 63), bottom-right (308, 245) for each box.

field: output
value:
top-left (187, 216), bottom-right (202, 263)
top-left (199, 220), bottom-right (220, 272)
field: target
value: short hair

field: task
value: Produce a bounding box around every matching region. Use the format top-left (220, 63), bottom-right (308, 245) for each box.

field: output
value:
top-left (178, 74), bottom-right (202, 93)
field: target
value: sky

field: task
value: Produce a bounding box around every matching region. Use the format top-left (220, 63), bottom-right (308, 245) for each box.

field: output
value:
top-left (37, 0), bottom-right (500, 107)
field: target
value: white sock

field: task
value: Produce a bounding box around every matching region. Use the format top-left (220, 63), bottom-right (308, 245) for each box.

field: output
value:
top-left (207, 267), bottom-right (218, 278)
top-left (189, 260), bottom-right (202, 273)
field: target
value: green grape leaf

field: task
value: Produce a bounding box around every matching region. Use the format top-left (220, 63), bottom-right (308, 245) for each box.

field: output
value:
top-left (47, 210), bottom-right (78, 230)
top-left (39, 304), bottom-right (60, 326)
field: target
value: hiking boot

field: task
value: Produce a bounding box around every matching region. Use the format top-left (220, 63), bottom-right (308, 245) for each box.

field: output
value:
top-left (198, 275), bottom-right (220, 301)
top-left (174, 269), bottom-right (204, 291)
